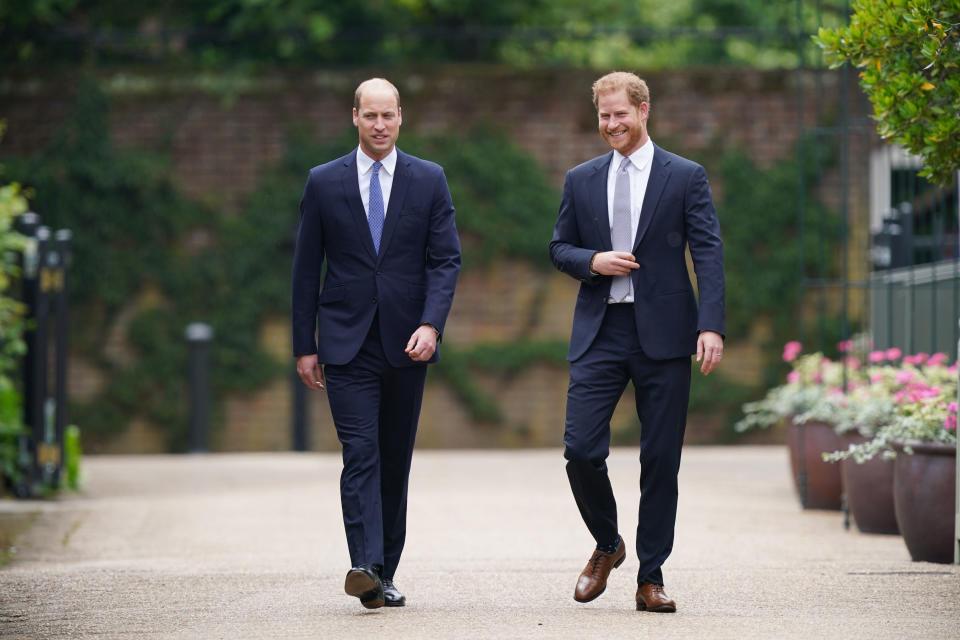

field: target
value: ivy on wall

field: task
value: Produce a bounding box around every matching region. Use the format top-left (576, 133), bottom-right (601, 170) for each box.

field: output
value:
top-left (0, 82), bottom-right (565, 448)
top-left (0, 80), bottom-right (842, 447)
top-left (2, 82), bottom-right (285, 449)
top-left (714, 137), bottom-right (843, 387)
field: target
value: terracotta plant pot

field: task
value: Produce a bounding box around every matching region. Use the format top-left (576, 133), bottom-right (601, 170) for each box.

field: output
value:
top-left (840, 433), bottom-right (899, 535)
top-left (892, 441), bottom-right (957, 563)
top-left (787, 419), bottom-right (843, 510)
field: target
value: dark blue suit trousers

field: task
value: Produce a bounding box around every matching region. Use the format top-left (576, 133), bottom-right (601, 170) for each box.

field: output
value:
top-left (563, 304), bottom-right (690, 586)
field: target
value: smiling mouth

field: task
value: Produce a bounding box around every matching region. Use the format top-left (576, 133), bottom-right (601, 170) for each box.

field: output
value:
top-left (607, 130), bottom-right (627, 137)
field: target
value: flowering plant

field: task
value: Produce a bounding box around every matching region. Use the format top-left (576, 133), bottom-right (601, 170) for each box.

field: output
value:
top-left (737, 340), bottom-right (959, 463)
top-left (825, 351), bottom-right (958, 462)
top-left (735, 343), bottom-right (842, 432)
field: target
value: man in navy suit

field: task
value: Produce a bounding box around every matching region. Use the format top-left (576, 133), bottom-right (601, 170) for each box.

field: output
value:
top-left (550, 72), bottom-right (725, 613)
top-left (292, 78), bottom-right (461, 609)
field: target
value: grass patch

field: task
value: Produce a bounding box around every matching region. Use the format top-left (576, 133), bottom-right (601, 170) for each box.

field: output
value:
top-left (0, 511), bottom-right (37, 566)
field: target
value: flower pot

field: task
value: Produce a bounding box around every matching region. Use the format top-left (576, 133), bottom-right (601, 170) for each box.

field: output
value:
top-left (892, 441), bottom-right (957, 563)
top-left (840, 433), bottom-right (898, 535)
top-left (787, 419), bottom-right (843, 510)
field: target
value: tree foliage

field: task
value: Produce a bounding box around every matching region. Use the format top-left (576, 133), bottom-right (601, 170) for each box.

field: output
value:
top-left (1, 0), bottom-right (844, 70)
top-left (815, 0), bottom-right (960, 185)
top-left (0, 124), bottom-right (28, 488)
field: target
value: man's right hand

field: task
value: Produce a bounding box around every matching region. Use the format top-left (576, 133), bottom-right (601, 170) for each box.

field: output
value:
top-left (296, 354), bottom-right (325, 390)
top-left (591, 251), bottom-right (639, 276)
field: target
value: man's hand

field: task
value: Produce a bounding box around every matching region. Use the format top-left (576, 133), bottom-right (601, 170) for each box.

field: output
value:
top-left (696, 330), bottom-right (724, 375)
top-left (405, 324), bottom-right (438, 362)
top-left (591, 251), bottom-right (639, 276)
top-left (296, 354), bottom-right (325, 390)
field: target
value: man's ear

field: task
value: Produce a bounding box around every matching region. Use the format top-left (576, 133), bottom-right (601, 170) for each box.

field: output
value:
top-left (352, 107), bottom-right (359, 127)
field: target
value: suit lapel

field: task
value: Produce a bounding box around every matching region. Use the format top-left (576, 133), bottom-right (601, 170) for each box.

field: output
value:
top-left (375, 150), bottom-right (411, 263)
top-left (634, 145), bottom-right (670, 251)
top-left (590, 152), bottom-right (614, 252)
top-left (341, 151), bottom-right (377, 260)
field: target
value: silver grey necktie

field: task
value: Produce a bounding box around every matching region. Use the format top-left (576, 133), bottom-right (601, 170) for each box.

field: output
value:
top-left (609, 156), bottom-right (633, 303)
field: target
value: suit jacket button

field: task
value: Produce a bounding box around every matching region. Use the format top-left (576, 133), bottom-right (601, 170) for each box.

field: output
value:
top-left (372, 297), bottom-right (377, 303)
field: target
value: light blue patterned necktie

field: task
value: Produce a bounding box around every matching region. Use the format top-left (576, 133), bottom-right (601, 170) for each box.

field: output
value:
top-left (368, 161), bottom-right (385, 253)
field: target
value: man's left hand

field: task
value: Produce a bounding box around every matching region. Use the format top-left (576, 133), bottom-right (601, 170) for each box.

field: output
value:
top-left (696, 330), bottom-right (724, 375)
top-left (405, 324), bottom-right (438, 362)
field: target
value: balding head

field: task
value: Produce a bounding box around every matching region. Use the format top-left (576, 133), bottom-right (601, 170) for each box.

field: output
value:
top-left (352, 77), bottom-right (403, 161)
top-left (354, 78), bottom-right (400, 111)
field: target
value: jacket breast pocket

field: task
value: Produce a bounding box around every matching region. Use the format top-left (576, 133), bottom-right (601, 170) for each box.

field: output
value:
top-left (399, 206), bottom-right (427, 219)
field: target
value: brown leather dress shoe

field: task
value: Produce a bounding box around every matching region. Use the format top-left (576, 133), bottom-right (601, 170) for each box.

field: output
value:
top-left (636, 582), bottom-right (676, 612)
top-left (573, 539), bottom-right (626, 602)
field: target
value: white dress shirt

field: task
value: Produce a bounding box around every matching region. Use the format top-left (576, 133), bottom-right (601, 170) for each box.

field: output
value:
top-left (605, 138), bottom-right (654, 303)
top-left (357, 146), bottom-right (397, 218)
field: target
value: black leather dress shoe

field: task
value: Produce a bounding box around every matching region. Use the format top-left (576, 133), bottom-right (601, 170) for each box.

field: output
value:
top-left (344, 565), bottom-right (384, 609)
top-left (381, 578), bottom-right (406, 607)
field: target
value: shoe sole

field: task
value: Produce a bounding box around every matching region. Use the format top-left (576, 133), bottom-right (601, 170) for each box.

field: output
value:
top-left (636, 601), bottom-right (676, 613)
top-left (344, 570), bottom-right (385, 609)
top-left (384, 599), bottom-right (406, 607)
top-left (573, 550), bottom-right (627, 603)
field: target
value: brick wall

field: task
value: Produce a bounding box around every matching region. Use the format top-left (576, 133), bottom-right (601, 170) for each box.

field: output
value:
top-left (0, 66), bottom-right (856, 452)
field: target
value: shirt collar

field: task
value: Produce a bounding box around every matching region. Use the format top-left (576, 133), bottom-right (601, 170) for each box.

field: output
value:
top-left (357, 146), bottom-right (398, 176)
top-left (613, 138), bottom-right (654, 172)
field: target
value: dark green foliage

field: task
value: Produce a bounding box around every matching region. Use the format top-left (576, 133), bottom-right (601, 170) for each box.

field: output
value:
top-left (817, 0), bottom-right (960, 186)
top-left (2, 81), bottom-right (284, 449)
top-left (431, 340), bottom-right (569, 423)
top-left (0, 83), bottom-right (562, 448)
top-left (716, 135), bottom-right (841, 385)
top-left (2, 0), bottom-right (846, 70)
top-left (0, 126), bottom-right (28, 490)
top-left (687, 363), bottom-right (762, 441)
top-left (400, 130), bottom-right (559, 267)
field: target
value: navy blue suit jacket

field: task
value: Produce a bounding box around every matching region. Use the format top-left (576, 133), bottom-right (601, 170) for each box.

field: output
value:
top-left (549, 144), bottom-right (725, 362)
top-left (292, 148), bottom-right (461, 368)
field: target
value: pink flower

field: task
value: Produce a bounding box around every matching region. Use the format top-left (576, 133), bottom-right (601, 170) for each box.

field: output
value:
top-left (868, 350), bottom-right (886, 363)
top-left (944, 414), bottom-right (957, 430)
top-left (913, 352), bottom-right (929, 364)
top-left (949, 402), bottom-right (958, 413)
top-left (786, 371), bottom-right (801, 383)
top-left (902, 355), bottom-right (918, 366)
top-left (869, 373), bottom-right (884, 383)
top-left (948, 362), bottom-right (959, 374)
top-left (837, 340), bottom-right (853, 353)
top-left (886, 347), bottom-right (902, 361)
top-left (782, 341), bottom-right (803, 362)
top-left (811, 373), bottom-right (823, 383)
top-left (844, 357), bottom-right (861, 370)
top-left (926, 352), bottom-right (948, 367)
top-left (895, 370), bottom-right (914, 385)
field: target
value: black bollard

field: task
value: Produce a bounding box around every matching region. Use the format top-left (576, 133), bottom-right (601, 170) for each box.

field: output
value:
top-left (185, 322), bottom-right (213, 453)
top-left (292, 364), bottom-right (308, 451)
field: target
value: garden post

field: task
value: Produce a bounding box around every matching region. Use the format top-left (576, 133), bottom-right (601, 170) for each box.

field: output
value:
top-left (291, 364), bottom-right (308, 451)
top-left (185, 322), bottom-right (213, 453)
top-left (52, 229), bottom-right (72, 487)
